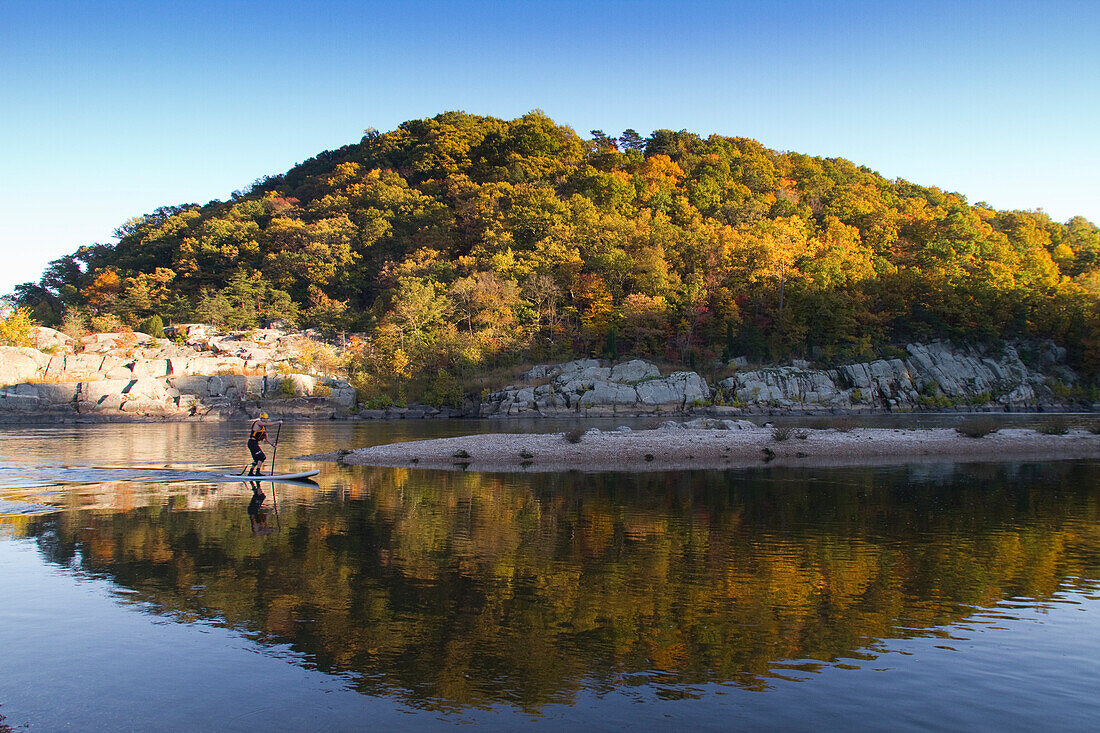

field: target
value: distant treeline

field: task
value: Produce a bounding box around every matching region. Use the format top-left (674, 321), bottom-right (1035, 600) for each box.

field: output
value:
top-left (13, 111), bottom-right (1100, 400)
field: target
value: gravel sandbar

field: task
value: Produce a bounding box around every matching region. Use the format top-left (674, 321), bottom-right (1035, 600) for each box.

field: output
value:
top-left (303, 427), bottom-right (1100, 473)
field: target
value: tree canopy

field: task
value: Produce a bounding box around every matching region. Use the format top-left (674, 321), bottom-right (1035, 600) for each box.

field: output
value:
top-left (15, 110), bottom-right (1100, 397)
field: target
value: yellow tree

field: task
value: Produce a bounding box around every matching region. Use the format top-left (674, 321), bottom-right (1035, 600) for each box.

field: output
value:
top-left (744, 216), bottom-right (812, 324)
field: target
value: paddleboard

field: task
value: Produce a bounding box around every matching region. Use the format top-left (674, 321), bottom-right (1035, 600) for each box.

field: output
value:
top-left (219, 469), bottom-right (320, 481)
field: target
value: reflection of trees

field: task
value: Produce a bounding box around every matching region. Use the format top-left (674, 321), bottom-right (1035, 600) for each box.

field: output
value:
top-left (19, 462), bottom-right (1100, 710)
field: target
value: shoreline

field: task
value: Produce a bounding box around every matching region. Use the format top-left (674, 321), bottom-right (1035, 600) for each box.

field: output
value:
top-left (302, 425), bottom-right (1100, 473)
top-left (1, 402), bottom-right (1094, 425)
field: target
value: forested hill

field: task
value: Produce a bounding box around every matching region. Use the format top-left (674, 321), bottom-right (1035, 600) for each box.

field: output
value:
top-left (14, 111), bottom-right (1100, 397)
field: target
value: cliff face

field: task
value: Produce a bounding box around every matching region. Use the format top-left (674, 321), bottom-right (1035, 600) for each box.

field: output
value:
top-left (0, 327), bottom-right (355, 420)
top-left (482, 341), bottom-right (1083, 418)
top-left (719, 342), bottom-right (1073, 411)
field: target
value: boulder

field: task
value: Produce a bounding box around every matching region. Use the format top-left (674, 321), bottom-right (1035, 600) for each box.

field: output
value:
top-left (668, 371), bottom-right (710, 404)
top-left (330, 388), bottom-right (356, 408)
top-left (0, 346), bottom-right (49, 386)
top-left (682, 417), bottom-right (758, 430)
top-left (578, 382), bottom-right (639, 407)
top-left (524, 359), bottom-right (601, 381)
top-left (610, 359), bottom-right (661, 384)
top-left (635, 380), bottom-right (680, 406)
top-left (31, 327), bottom-right (74, 351)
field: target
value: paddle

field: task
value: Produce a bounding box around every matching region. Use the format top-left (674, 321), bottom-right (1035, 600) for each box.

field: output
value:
top-left (269, 421), bottom-right (282, 477)
top-left (268, 422), bottom-right (282, 529)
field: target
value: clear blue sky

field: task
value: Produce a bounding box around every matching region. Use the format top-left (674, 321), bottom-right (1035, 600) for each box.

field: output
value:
top-left (2, 0), bottom-right (1098, 295)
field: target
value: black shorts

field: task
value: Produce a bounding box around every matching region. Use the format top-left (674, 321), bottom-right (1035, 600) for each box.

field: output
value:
top-left (248, 439), bottom-right (265, 462)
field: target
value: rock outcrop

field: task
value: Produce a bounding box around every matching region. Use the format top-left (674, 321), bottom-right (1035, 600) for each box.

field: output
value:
top-left (484, 358), bottom-right (710, 416)
top-left (718, 341), bottom-right (1073, 410)
top-left (0, 329), bottom-right (356, 420)
top-left (478, 341), bottom-right (1084, 418)
top-left (2, 331), bottom-right (1087, 422)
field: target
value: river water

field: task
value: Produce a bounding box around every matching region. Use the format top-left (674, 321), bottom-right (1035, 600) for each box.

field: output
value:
top-left (1, 421), bottom-right (1098, 730)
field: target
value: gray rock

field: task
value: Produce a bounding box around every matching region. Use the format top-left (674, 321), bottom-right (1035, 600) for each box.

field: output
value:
top-left (579, 382), bottom-right (639, 406)
top-left (668, 371), bottom-right (710, 403)
top-left (635, 380), bottom-right (679, 405)
top-left (610, 359), bottom-right (660, 383)
top-left (683, 418), bottom-right (722, 429)
top-left (524, 358), bottom-right (601, 381)
top-left (723, 419), bottom-right (758, 430)
top-left (0, 391), bottom-right (39, 410)
top-left (330, 387), bottom-right (357, 408)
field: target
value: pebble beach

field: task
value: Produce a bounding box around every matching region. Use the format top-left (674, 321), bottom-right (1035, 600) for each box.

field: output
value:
top-left (304, 425), bottom-right (1100, 473)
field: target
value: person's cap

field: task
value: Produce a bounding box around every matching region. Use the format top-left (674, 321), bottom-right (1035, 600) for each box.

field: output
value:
top-left (260, 412), bottom-right (269, 419)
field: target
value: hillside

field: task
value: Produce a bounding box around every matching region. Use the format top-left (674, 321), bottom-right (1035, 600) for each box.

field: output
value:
top-left (12, 111), bottom-right (1100, 404)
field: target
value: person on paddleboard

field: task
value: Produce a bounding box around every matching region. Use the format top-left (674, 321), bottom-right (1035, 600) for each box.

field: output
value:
top-left (247, 413), bottom-right (283, 475)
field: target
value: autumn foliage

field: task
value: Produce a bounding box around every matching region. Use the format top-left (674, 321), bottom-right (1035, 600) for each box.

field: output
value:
top-left (13, 111), bottom-right (1100, 397)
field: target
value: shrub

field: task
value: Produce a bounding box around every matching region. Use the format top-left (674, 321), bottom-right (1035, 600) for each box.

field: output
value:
top-left (966, 391), bottom-right (992, 406)
top-left (1037, 416), bottom-right (1070, 435)
top-left (564, 428), bottom-right (585, 444)
top-left (138, 314), bottom-right (165, 339)
top-left (89, 313), bottom-right (124, 333)
top-left (61, 309), bottom-right (88, 340)
top-left (422, 368), bottom-right (464, 408)
top-left (772, 425), bottom-right (794, 441)
top-left (0, 304), bottom-right (36, 347)
top-left (278, 378), bottom-right (298, 398)
top-left (956, 416), bottom-right (1000, 438)
top-left (361, 394), bottom-right (395, 409)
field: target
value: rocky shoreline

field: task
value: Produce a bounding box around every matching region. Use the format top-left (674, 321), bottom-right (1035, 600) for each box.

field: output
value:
top-left (1, 329), bottom-right (1094, 423)
top-left (0, 326), bottom-right (355, 422)
top-left (304, 421), bottom-right (1100, 473)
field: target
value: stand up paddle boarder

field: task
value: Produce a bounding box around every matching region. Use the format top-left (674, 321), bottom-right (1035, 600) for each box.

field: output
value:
top-left (246, 413), bottom-right (283, 476)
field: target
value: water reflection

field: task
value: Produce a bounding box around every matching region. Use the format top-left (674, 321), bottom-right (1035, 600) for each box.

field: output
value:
top-left (8, 461), bottom-right (1100, 712)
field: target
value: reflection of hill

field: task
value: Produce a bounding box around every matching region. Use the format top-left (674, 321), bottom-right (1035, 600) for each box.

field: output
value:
top-left (20, 462), bottom-right (1100, 710)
